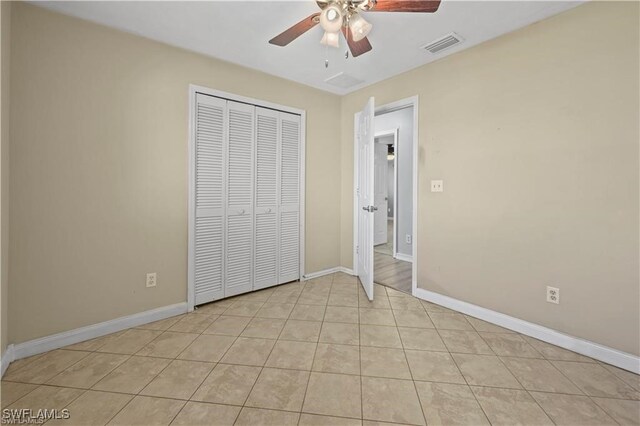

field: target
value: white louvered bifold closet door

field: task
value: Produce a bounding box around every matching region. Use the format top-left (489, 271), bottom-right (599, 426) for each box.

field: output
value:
top-left (254, 108), bottom-right (279, 290)
top-left (225, 101), bottom-right (255, 297)
top-left (278, 112), bottom-right (301, 284)
top-left (194, 94), bottom-right (226, 305)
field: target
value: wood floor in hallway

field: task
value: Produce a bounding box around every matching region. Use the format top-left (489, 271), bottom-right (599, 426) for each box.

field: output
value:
top-left (374, 252), bottom-right (412, 294)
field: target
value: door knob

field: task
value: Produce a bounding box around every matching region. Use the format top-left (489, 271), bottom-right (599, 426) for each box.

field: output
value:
top-left (362, 206), bottom-right (378, 212)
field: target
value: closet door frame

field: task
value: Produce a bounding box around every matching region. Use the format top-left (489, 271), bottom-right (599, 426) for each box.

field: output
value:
top-left (187, 84), bottom-right (306, 312)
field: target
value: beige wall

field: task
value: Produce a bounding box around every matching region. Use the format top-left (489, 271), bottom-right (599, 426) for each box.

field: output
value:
top-left (9, 3), bottom-right (341, 343)
top-left (1, 1), bottom-right (11, 356)
top-left (340, 2), bottom-right (639, 355)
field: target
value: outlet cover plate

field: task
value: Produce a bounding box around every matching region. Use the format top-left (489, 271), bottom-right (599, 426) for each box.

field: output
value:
top-left (146, 272), bottom-right (157, 288)
top-left (546, 286), bottom-right (559, 304)
top-left (431, 180), bottom-right (443, 192)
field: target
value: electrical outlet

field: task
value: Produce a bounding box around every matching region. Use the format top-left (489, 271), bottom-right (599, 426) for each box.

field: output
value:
top-left (546, 286), bottom-right (559, 304)
top-left (146, 272), bottom-right (157, 288)
top-left (406, 234), bottom-right (412, 244)
top-left (431, 180), bottom-right (443, 192)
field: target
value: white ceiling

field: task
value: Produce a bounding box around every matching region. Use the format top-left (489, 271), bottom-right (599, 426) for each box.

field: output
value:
top-left (37, 0), bottom-right (583, 95)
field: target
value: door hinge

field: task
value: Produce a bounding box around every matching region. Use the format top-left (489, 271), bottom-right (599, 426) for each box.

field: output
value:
top-left (356, 245), bottom-right (359, 254)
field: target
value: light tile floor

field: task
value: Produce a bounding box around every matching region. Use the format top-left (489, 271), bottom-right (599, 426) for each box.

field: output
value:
top-left (2, 273), bottom-right (639, 425)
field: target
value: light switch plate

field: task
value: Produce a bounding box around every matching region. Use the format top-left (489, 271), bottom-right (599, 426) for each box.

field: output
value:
top-left (431, 180), bottom-right (443, 192)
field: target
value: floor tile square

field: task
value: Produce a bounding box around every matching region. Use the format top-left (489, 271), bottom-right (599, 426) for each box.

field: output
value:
top-left (531, 392), bottom-right (617, 425)
top-left (299, 413), bottom-right (362, 425)
top-left (279, 319), bottom-right (322, 342)
top-left (328, 293), bottom-right (359, 307)
top-left (107, 395), bottom-right (185, 425)
top-left (601, 364), bottom-right (640, 391)
top-left (464, 316), bottom-right (515, 334)
top-left (203, 315), bottom-right (251, 336)
top-left (168, 313), bottom-right (216, 333)
top-left (140, 359), bottom-right (214, 400)
top-left (429, 313), bottom-right (473, 331)
top-left (64, 331), bottom-right (126, 352)
top-left (266, 340), bottom-right (316, 370)
top-left (389, 297), bottom-right (424, 311)
top-left (397, 327), bottom-right (446, 351)
top-left (3, 350), bottom-right (90, 384)
top-left (235, 407), bottom-right (300, 425)
top-left (192, 363), bottom-right (261, 405)
top-left (552, 361), bottom-right (639, 399)
top-left (290, 304), bottom-right (326, 321)
top-left (359, 293), bottom-right (391, 309)
top-left (324, 306), bottom-right (359, 323)
top-left (439, 330), bottom-right (493, 354)
top-left (7, 385), bottom-right (84, 411)
top-left (359, 309), bottom-right (396, 326)
top-left (360, 325), bottom-right (402, 348)
top-left (136, 331), bottom-right (198, 358)
top-left (171, 401), bottom-right (240, 426)
top-left (93, 355), bottom-right (170, 394)
top-left (480, 333), bottom-right (542, 358)
top-left (97, 329), bottom-right (162, 355)
top-left (46, 390), bottom-right (133, 426)
top-left (47, 352), bottom-right (129, 388)
top-left (452, 354), bottom-right (521, 389)
top-left (361, 376), bottom-right (425, 425)
top-left (471, 387), bottom-right (553, 426)
top-left (136, 316), bottom-right (183, 331)
top-left (421, 301), bottom-right (455, 314)
top-left (405, 350), bottom-right (466, 384)
top-left (246, 368), bottom-right (310, 411)
top-left (223, 301), bottom-right (264, 317)
top-left (592, 397), bottom-right (640, 425)
top-left (241, 317), bottom-right (286, 339)
top-left (303, 372), bottom-right (362, 419)
top-left (360, 346), bottom-right (411, 379)
top-left (320, 322), bottom-right (360, 345)
top-left (220, 337), bottom-right (276, 366)
top-left (522, 336), bottom-right (595, 362)
top-left (392, 310), bottom-right (434, 328)
top-left (414, 382), bottom-right (489, 425)
top-left (501, 357), bottom-right (582, 394)
top-left (1, 382), bottom-right (38, 408)
top-left (312, 343), bottom-right (360, 375)
top-left (177, 334), bottom-right (236, 362)
top-left (298, 293), bottom-right (329, 306)
top-left (256, 303), bottom-right (295, 319)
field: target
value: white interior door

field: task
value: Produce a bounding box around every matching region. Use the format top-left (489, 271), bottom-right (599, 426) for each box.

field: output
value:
top-left (193, 94), bottom-right (226, 305)
top-left (225, 101), bottom-right (255, 297)
top-left (278, 112), bottom-right (301, 284)
top-left (373, 142), bottom-right (388, 246)
top-left (357, 97), bottom-right (375, 300)
top-left (254, 107), bottom-right (279, 290)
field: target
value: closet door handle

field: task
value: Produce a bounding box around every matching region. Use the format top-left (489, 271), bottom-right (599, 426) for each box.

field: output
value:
top-left (239, 209), bottom-right (245, 215)
top-left (266, 208), bottom-right (272, 213)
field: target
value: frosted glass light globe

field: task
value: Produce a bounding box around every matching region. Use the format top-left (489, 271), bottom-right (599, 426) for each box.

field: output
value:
top-left (320, 4), bottom-right (343, 33)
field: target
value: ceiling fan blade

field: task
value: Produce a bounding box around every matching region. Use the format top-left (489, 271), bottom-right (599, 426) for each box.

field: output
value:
top-left (269, 13), bottom-right (321, 46)
top-left (342, 27), bottom-right (372, 57)
top-left (367, 0), bottom-right (441, 13)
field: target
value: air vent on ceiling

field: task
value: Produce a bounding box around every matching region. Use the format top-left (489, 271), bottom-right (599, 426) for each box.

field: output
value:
top-left (324, 72), bottom-right (364, 89)
top-left (422, 32), bottom-right (464, 54)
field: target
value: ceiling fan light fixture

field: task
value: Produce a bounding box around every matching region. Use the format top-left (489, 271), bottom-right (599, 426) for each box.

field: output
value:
top-left (320, 4), bottom-right (343, 33)
top-left (320, 31), bottom-right (340, 48)
top-left (349, 13), bottom-right (372, 42)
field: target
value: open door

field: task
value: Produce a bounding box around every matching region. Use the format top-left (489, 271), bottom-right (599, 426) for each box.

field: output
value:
top-left (357, 97), bottom-right (375, 300)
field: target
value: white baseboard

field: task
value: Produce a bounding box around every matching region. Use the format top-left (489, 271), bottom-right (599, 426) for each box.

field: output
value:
top-left (5, 302), bottom-right (188, 375)
top-left (414, 288), bottom-right (640, 374)
top-left (395, 253), bottom-right (413, 263)
top-left (303, 266), bottom-right (355, 280)
top-left (1, 344), bottom-right (14, 377)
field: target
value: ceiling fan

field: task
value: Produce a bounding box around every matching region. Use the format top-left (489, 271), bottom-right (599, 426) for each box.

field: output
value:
top-left (269, 0), bottom-right (441, 57)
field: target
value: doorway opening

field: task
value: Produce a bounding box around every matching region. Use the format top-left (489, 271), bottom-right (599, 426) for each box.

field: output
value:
top-left (373, 107), bottom-right (414, 294)
top-left (353, 96), bottom-right (418, 299)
